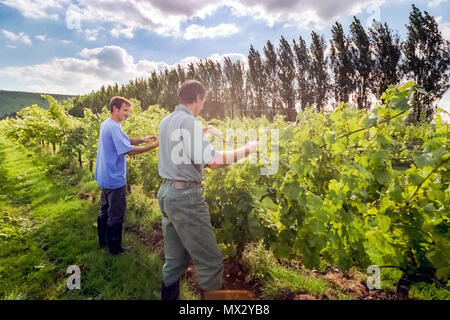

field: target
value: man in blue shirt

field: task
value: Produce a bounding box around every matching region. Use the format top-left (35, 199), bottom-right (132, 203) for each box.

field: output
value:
top-left (95, 96), bottom-right (158, 255)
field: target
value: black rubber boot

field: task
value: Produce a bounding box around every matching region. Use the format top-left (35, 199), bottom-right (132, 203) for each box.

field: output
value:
top-left (97, 216), bottom-right (108, 249)
top-left (161, 279), bottom-right (180, 300)
top-left (107, 222), bottom-right (130, 255)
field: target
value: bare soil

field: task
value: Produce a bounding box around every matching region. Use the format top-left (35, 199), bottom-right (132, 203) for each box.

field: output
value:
top-left (127, 222), bottom-right (164, 258)
top-left (128, 222), bottom-right (400, 300)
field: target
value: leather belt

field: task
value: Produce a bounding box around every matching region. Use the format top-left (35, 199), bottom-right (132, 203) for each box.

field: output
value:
top-left (164, 179), bottom-right (201, 190)
top-left (164, 179), bottom-right (200, 184)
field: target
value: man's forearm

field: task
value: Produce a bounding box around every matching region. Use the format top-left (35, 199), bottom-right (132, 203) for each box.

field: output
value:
top-left (127, 143), bottom-right (157, 155)
top-left (207, 145), bottom-right (251, 170)
top-left (129, 138), bottom-right (144, 145)
top-left (225, 145), bottom-right (251, 164)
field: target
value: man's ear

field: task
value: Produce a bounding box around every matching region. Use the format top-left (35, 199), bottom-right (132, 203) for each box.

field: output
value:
top-left (197, 94), bottom-right (206, 103)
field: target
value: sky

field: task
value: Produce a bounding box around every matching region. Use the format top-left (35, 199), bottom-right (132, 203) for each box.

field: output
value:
top-left (0, 0), bottom-right (449, 117)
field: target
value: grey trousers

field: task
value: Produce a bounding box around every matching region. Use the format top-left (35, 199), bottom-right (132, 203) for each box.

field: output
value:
top-left (157, 180), bottom-right (223, 291)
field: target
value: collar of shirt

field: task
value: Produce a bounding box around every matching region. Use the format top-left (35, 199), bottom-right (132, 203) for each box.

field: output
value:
top-left (107, 118), bottom-right (121, 126)
top-left (174, 105), bottom-right (194, 116)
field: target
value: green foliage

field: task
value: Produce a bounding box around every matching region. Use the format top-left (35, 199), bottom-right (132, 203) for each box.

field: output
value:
top-left (3, 82), bottom-right (449, 295)
top-left (240, 242), bottom-right (278, 282)
top-left (409, 282), bottom-right (450, 300)
top-left (203, 82), bottom-right (449, 290)
top-left (125, 187), bottom-right (161, 233)
top-left (122, 101), bottom-right (169, 195)
top-left (5, 95), bottom-right (74, 153)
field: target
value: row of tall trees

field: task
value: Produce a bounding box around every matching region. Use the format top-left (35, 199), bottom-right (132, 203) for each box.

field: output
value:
top-left (69, 5), bottom-right (449, 122)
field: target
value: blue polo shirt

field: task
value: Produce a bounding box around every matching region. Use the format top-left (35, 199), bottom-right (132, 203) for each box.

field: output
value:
top-left (94, 118), bottom-right (134, 189)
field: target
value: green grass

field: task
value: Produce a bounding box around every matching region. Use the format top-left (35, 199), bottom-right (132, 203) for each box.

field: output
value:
top-left (0, 134), bottom-right (167, 300)
top-left (261, 266), bottom-right (328, 299)
top-left (125, 188), bottom-right (161, 233)
top-left (241, 241), bottom-right (449, 300)
top-left (0, 90), bottom-right (75, 118)
top-left (365, 242), bottom-right (450, 300)
top-left (241, 242), bottom-right (353, 300)
top-left (409, 282), bottom-right (450, 300)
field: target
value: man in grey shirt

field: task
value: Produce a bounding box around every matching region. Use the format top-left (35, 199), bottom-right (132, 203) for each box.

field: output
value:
top-left (157, 80), bottom-right (258, 300)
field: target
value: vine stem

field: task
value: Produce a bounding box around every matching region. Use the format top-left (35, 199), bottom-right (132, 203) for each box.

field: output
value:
top-left (405, 155), bottom-right (450, 208)
top-left (376, 265), bottom-right (450, 291)
top-left (376, 265), bottom-right (407, 273)
top-left (320, 110), bottom-right (407, 149)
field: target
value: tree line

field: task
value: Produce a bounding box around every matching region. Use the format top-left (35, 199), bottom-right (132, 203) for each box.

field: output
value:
top-left (68, 5), bottom-right (449, 123)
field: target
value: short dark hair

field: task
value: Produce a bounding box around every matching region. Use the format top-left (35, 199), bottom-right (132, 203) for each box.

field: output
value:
top-left (108, 96), bottom-right (131, 112)
top-left (178, 80), bottom-right (206, 105)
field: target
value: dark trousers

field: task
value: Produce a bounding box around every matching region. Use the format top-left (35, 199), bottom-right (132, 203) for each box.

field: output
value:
top-left (97, 185), bottom-right (127, 253)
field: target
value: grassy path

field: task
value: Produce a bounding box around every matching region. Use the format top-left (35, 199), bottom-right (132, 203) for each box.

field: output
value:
top-left (0, 135), bottom-right (166, 299)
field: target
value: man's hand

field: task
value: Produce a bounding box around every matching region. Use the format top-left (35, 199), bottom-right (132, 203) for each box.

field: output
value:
top-left (142, 135), bottom-right (157, 142)
top-left (203, 125), bottom-right (224, 137)
top-left (246, 140), bottom-right (259, 154)
top-left (130, 136), bottom-right (157, 146)
top-left (203, 125), bottom-right (211, 133)
top-left (143, 135), bottom-right (158, 148)
top-left (127, 136), bottom-right (159, 156)
top-left (207, 140), bottom-right (259, 170)
top-left (150, 138), bottom-right (159, 148)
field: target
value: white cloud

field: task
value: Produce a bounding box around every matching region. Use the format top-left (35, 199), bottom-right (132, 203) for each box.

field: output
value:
top-left (36, 34), bottom-right (48, 41)
top-left (207, 52), bottom-right (247, 66)
top-left (110, 26), bottom-right (135, 39)
top-left (84, 28), bottom-right (101, 41)
top-left (2, 29), bottom-right (32, 45)
top-left (428, 0), bottom-right (448, 7)
top-left (0, 45), bottom-right (248, 95)
top-left (26, 84), bottom-right (69, 94)
top-left (35, 34), bottom-right (74, 44)
top-left (177, 52), bottom-right (247, 68)
top-left (436, 16), bottom-right (450, 41)
top-left (0, 46), bottom-right (135, 95)
top-left (6, 44), bottom-right (16, 49)
top-left (178, 56), bottom-right (202, 67)
top-left (228, 0), bottom-right (388, 30)
top-left (1, 0), bottom-right (396, 38)
top-left (184, 23), bottom-right (239, 40)
top-left (0, 0), bottom-right (65, 19)
top-left (78, 46), bottom-right (134, 72)
top-left (71, 0), bottom-right (185, 38)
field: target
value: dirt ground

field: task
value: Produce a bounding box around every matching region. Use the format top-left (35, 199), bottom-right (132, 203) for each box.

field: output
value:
top-left (129, 222), bottom-right (400, 300)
